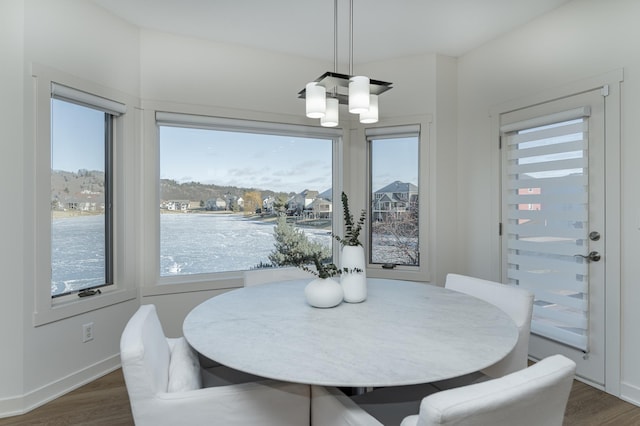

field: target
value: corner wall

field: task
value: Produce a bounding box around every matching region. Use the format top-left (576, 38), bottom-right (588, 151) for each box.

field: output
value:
top-left (0, 0), bottom-right (142, 416)
top-left (0, 0), bottom-right (26, 408)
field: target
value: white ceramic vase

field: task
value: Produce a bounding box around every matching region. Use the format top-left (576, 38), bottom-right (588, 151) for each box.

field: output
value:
top-left (340, 245), bottom-right (367, 303)
top-left (304, 277), bottom-right (343, 308)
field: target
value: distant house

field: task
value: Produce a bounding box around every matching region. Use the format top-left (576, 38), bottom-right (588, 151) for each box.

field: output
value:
top-left (287, 189), bottom-right (319, 216)
top-left (308, 197), bottom-right (332, 218)
top-left (372, 181), bottom-right (418, 221)
top-left (262, 196), bottom-right (275, 213)
top-left (79, 201), bottom-right (99, 212)
top-left (166, 200), bottom-right (189, 212)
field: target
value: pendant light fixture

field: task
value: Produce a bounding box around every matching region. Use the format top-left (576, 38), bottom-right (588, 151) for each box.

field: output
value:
top-left (299, 0), bottom-right (391, 125)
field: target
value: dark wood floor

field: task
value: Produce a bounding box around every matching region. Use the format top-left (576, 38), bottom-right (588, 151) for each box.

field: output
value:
top-left (1, 369), bottom-right (640, 425)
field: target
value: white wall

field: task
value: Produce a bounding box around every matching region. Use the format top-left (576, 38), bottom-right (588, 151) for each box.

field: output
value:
top-left (0, 0), bottom-right (26, 404)
top-left (457, 0), bottom-right (640, 404)
top-left (0, 0), bottom-right (142, 416)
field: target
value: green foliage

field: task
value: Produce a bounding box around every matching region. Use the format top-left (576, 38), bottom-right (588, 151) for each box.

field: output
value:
top-left (268, 215), bottom-right (336, 278)
top-left (334, 192), bottom-right (366, 247)
top-left (272, 194), bottom-right (289, 213)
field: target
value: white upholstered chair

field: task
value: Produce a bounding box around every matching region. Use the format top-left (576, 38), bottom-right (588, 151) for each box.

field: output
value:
top-left (243, 267), bottom-right (313, 286)
top-left (400, 354), bottom-right (576, 426)
top-left (443, 273), bottom-right (535, 380)
top-left (120, 304), bottom-right (310, 426)
top-left (311, 355), bottom-right (575, 426)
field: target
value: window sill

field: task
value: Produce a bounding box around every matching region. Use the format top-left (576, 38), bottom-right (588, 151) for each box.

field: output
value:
top-left (367, 266), bottom-right (431, 283)
top-left (142, 272), bottom-right (243, 297)
top-left (33, 287), bottom-right (137, 327)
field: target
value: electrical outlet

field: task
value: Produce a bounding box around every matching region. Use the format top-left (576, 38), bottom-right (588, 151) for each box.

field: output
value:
top-left (82, 322), bottom-right (94, 343)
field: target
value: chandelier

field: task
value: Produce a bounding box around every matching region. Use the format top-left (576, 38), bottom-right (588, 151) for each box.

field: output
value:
top-left (298, 0), bottom-right (392, 127)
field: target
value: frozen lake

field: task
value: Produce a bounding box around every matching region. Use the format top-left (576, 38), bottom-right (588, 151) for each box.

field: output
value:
top-left (51, 213), bottom-right (331, 296)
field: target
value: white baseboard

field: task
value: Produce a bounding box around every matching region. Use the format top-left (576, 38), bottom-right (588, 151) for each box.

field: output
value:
top-left (0, 354), bottom-right (121, 419)
top-left (620, 382), bottom-right (640, 408)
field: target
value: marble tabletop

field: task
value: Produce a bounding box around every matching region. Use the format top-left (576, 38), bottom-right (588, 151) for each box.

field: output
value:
top-left (183, 278), bottom-right (518, 387)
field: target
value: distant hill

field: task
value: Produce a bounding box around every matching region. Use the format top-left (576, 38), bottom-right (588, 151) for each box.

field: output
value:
top-left (50, 170), bottom-right (291, 204)
top-left (159, 179), bottom-right (291, 202)
top-left (51, 169), bottom-right (105, 206)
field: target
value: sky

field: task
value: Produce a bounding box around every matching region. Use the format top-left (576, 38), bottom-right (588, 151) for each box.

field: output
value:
top-left (51, 99), bottom-right (105, 172)
top-left (50, 98), bottom-right (419, 195)
top-left (160, 126), bottom-right (333, 194)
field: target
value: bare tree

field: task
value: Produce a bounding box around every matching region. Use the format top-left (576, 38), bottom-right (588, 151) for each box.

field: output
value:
top-left (371, 200), bottom-right (419, 265)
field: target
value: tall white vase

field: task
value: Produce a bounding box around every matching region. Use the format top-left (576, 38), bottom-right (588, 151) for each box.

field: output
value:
top-left (304, 277), bottom-right (343, 308)
top-left (340, 245), bottom-right (367, 303)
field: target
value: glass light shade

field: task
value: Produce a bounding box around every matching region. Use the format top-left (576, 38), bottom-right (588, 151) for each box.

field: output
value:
top-left (348, 76), bottom-right (370, 114)
top-left (306, 82), bottom-right (326, 118)
top-left (321, 97), bottom-right (339, 127)
top-left (359, 94), bottom-right (379, 124)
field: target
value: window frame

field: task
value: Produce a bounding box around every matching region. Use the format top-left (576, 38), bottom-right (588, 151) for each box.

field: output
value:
top-left (142, 108), bottom-right (343, 294)
top-left (32, 64), bottom-right (136, 326)
top-left (357, 117), bottom-right (431, 282)
top-left (49, 95), bottom-right (115, 298)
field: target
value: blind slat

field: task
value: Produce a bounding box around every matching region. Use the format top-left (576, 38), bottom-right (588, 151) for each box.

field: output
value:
top-left (500, 106), bottom-right (591, 133)
top-left (508, 271), bottom-right (588, 294)
top-left (507, 121), bottom-right (587, 145)
top-left (508, 239), bottom-right (585, 257)
top-left (508, 157), bottom-right (587, 175)
top-left (506, 225), bottom-right (586, 240)
top-left (533, 305), bottom-right (588, 328)
top-left (506, 208), bottom-right (587, 222)
top-left (507, 253), bottom-right (587, 271)
top-left (536, 290), bottom-right (587, 312)
top-left (531, 321), bottom-right (588, 351)
top-left (507, 192), bottom-right (588, 205)
top-left (508, 140), bottom-right (586, 160)
top-left (507, 174), bottom-right (587, 189)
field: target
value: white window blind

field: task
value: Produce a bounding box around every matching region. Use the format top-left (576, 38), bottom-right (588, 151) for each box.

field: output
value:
top-left (503, 108), bottom-right (591, 351)
top-left (156, 111), bottom-right (342, 138)
top-left (51, 82), bottom-right (126, 116)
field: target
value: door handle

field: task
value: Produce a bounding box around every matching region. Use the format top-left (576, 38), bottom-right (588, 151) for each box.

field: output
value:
top-left (574, 251), bottom-right (601, 262)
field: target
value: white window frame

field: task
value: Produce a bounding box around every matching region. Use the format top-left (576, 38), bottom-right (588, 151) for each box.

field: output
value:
top-left (31, 64), bottom-right (137, 326)
top-left (354, 116), bottom-right (431, 282)
top-left (141, 107), bottom-right (343, 295)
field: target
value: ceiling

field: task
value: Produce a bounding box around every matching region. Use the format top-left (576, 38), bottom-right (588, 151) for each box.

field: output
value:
top-left (91, 0), bottom-right (571, 65)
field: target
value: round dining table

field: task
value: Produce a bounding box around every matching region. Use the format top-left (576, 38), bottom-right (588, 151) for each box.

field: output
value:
top-left (183, 278), bottom-right (518, 387)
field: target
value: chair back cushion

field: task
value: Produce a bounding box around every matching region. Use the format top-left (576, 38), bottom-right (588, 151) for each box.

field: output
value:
top-left (120, 305), bottom-right (172, 400)
top-left (167, 337), bottom-right (203, 392)
top-left (445, 273), bottom-right (534, 376)
top-left (417, 354), bottom-right (576, 426)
